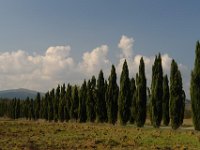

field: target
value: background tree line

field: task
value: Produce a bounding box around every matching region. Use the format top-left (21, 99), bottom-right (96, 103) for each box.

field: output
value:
top-left (1, 41), bottom-right (200, 130)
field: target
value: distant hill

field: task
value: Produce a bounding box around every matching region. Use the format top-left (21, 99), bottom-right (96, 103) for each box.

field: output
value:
top-left (0, 88), bottom-right (44, 100)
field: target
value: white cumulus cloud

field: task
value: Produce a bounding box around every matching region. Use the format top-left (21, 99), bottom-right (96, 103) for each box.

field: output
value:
top-left (79, 45), bottom-right (111, 77)
top-left (0, 35), bottom-right (190, 97)
top-left (118, 35), bottom-right (134, 58)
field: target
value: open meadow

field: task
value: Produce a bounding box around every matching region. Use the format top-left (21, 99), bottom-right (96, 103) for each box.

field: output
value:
top-left (0, 118), bottom-right (200, 150)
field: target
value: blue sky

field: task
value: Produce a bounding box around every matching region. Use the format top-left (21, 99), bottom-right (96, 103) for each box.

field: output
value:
top-left (0, 1), bottom-right (199, 97)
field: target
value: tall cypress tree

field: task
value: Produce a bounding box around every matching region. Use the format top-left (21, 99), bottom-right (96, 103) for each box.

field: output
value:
top-left (43, 93), bottom-right (48, 120)
top-left (162, 75), bottom-right (170, 126)
top-left (48, 89), bottom-right (54, 121)
top-left (96, 70), bottom-right (107, 122)
top-left (150, 54), bottom-right (163, 128)
top-left (191, 41), bottom-right (200, 130)
top-left (29, 99), bottom-right (35, 120)
top-left (170, 59), bottom-right (184, 129)
top-left (35, 93), bottom-right (41, 120)
top-left (119, 60), bottom-right (131, 125)
top-left (106, 65), bottom-right (119, 124)
top-left (54, 85), bottom-right (60, 122)
top-left (58, 84), bottom-right (66, 122)
top-left (71, 85), bottom-right (79, 121)
top-left (78, 80), bottom-right (87, 122)
top-left (130, 77), bottom-right (136, 123)
top-left (86, 79), bottom-right (96, 122)
top-left (15, 99), bottom-right (20, 119)
top-left (135, 57), bottom-right (147, 127)
top-left (65, 84), bottom-right (72, 121)
top-left (24, 97), bottom-right (30, 120)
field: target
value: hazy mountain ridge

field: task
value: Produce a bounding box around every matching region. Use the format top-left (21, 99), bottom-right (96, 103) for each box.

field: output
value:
top-left (0, 88), bottom-right (44, 99)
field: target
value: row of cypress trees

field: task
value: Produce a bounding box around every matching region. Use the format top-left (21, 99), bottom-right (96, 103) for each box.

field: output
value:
top-left (149, 54), bottom-right (185, 129)
top-left (0, 54), bottom-right (187, 129)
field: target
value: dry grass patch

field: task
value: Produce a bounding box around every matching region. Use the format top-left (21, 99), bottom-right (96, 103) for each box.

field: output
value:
top-left (0, 119), bottom-right (199, 149)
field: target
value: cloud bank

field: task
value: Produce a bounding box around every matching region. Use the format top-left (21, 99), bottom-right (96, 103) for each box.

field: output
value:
top-left (0, 35), bottom-right (190, 97)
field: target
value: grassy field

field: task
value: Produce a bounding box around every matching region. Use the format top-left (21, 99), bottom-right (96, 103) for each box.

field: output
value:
top-left (0, 119), bottom-right (200, 150)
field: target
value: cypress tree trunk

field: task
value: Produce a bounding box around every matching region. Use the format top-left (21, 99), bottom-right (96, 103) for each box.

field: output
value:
top-left (170, 59), bottom-right (184, 130)
top-left (150, 54), bottom-right (163, 128)
top-left (191, 41), bottom-right (200, 130)
top-left (119, 60), bottom-right (131, 125)
top-left (106, 65), bottom-right (119, 124)
top-left (135, 57), bottom-right (147, 127)
top-left (162, 75), bottom-right (170, 126)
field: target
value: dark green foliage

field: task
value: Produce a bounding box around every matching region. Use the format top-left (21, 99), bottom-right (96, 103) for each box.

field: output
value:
top-left (48, 89), bottom-right (54, 121)
top-left (96, 70), bottom-right (107, 122)
top-left (35, 93), bottom-right (41, 120)
top-left (24, 97), bottom-right (30, 120)
top-left (0, 99), bottom-right (11, 118)
top-left (29, 99), bottom-right (35, 120)
top-left (170, 59), bottom-right (184, 130)
top-left (181, 90), bottom-right (186, 125)
top-left (150, 54), bottom-right (163, 128)
top-left (106, 65), bottom-right (119, 124)
top-left (86, 79), bottom-right (96, 122)
top-left (71, 85), bottom-right (79, 121)
top-left (54, 85), bottom-right (60, 122)
top-left (41, 94), bottom-right (48, 120)
top-left (162, 75), bottom-right (170, 126)
top-left (58, 84), bottom-right (66, 122)
top-left (65, 84), bottom-right (72, 121)
top-left (191, 41), bottom-right (200, 130)
top-left (118, 60), bottom-right (131, 125)
top-left (147, 87), bottom-right (152, 124)
top-left (130, 77), bottom-right (136, 124)
top-left (78, 80), bottom-right (87, 122)
top-left (135, 57), bottom-right (147, 127)
top-left (14, 99), bottom-right (21, 119)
